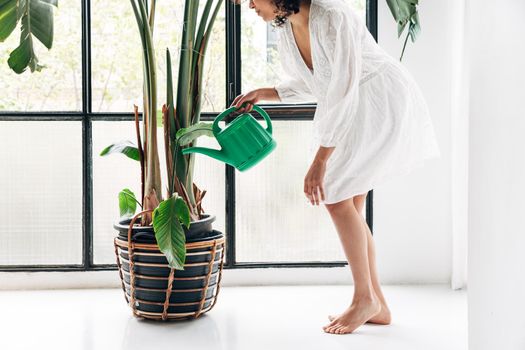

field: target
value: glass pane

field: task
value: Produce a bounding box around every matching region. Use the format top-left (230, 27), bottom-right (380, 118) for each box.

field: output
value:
top-left (91, 1), bottom-right (226, 113)
top-left (0, 1), bottom-right (82, 112)
top-left (240, 0), bottom-right (366, 97)
top-left (235, 121), bottom-right (367, 263)
top-left (0, 121), bottom-right (83, 265)
top-left (92, 121), bottom-right (225, 264)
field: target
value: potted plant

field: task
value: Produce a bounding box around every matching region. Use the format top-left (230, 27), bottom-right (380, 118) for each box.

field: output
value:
top-left (0, 0), bottom-right (58, 74)
top-left (100, 0), bottom-right (225, 321)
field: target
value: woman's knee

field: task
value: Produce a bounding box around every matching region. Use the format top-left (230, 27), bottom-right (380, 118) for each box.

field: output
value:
top-left (324, 197), bottom-right (355, 215)
top-left (353, 193), bottom-right (367, 214)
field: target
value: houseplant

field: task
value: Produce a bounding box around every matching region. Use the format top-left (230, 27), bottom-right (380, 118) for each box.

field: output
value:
top-left (101, 0), bottom-right (226, 320)
top-left (0, 0), bottom-right (58, 73)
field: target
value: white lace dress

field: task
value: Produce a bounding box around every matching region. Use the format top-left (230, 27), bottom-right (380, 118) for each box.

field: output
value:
top-left (273, 0), bottom-right (441, 204)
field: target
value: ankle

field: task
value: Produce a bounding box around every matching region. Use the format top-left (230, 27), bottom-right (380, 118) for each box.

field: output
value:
top-left (353, 290), bottom-right (378, 303)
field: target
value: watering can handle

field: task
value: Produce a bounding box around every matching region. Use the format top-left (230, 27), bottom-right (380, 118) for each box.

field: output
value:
top-left (213, 104), bottom-right (273, 135)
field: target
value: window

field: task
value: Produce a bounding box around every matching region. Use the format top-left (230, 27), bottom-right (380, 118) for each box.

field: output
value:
top-left (0, 0), bottom-right (376, 270)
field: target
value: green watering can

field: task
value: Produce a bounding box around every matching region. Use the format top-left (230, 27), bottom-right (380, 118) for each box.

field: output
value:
top-left (181, 104), bottom-right (277, 171)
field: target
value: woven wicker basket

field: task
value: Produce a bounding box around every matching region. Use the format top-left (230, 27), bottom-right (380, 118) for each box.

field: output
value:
top-left (114, 210), bottom-right (225, 321)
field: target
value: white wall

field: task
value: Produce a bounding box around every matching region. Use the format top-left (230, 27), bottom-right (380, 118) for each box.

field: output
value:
top-left (467, 0), bottom-right (525, 349)
top-left (374, 0), bottom-right (455, 284)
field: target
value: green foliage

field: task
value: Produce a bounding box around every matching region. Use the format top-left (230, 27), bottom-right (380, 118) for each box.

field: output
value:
top-left (386, 0), bottom-right (421, 61)
top-left (176, 122), bottom-right (214, 147)
top-left (0, 0), bottom-right (59, 73)
top-left (107, 0), bottom-right (223, 269)
top-left (118, 188), bottom-right (139, 219)
top-left (152, 194), bottom-right (190, 270)
top-left (174, 0), bottom-right (224, 208)
top-left (99, 140), bottom-right (140, 161)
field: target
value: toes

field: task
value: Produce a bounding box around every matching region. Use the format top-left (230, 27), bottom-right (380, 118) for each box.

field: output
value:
top-left (325, 326), bottom-right (336, 334)
top-left (323, 318), bottom-right (339, 330)
top-left (322, 324), bottom-right (333, 332)
top-left (327, 326), bottom-right (338, 334)
top-left (337, 326), bottom-right (351, 334)
top-left (323, 324), bottom-right (334, 333)
top-left (332, 325), bottom-right (345, 334)
top-left (324, 323), bottom-right (342, 334)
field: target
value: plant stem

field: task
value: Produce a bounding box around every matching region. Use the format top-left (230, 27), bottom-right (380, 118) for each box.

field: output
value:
top-left (134, 105), bottom-right (145, 204)
top-left (400, 28), bottom-right (410, 61)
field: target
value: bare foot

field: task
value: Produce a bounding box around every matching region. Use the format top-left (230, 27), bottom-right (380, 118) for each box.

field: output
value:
top-left (328, 302), bottom-right (391, 325)
top-left (323, 297), bottom-right (381, 334)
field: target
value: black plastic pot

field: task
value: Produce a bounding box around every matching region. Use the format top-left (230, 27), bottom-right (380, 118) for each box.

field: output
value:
top-left (114, 213), bottom-right (218, 243)
top-left (113, 214), bottom-right (225, 319)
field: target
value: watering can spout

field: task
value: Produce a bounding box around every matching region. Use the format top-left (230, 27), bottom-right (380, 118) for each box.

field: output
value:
top-left (181, 147), bottom-right (233, 166)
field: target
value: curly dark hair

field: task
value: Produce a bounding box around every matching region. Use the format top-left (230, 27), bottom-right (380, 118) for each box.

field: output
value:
top-left (272, 0), bottom-right (310, 27)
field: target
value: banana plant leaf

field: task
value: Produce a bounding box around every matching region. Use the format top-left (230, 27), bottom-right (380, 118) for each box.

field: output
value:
top-left (99, 140), bottom-right (140, 161)
top-left (176, 122), bottom-right (214, 146)
top-left (386, 0), bottom-right (421, 61)
top-left (153, 194), bottom-right (191, 270)
top-left (0, 0), bottom-right (58, 73)
top-left (118, 188), bottom-right (140, 219)
top-left (0, 0), bottom-right (18, 41)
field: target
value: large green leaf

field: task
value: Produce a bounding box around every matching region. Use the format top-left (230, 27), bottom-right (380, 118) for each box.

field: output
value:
top-left (28, 0), bottom-right (54, 49)
top-left (176, 122), bottom-right (214, 146)
top-left (7, 33), bottom-right (41, 72)
top-left (118, 188), bottom-right (138, 219)
top-left (99, 140), bottom-right (140, 161)
top-left (5, 0), bottom-right (58, 73)
top-left (153, 195), bottom-right (191, 270)
top-left (0, 0), bottom-right (18, 41)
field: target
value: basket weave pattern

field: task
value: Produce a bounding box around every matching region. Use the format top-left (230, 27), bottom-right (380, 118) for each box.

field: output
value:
top-left (114, 210), bottom-right (225, 321)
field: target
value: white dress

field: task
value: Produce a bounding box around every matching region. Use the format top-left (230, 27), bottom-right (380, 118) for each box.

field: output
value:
top-left (273, 0), bottom-right (441, 204)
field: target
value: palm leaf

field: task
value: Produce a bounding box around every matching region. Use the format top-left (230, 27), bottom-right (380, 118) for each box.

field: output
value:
top-left (99, 140), bottom-right (140, 161)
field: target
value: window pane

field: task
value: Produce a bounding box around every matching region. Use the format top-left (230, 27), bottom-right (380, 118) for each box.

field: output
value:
top-left (0, 121), bottom-right (83, 265)
top-left (91, 1), bottom-right (226, 113)
top-left (0, 1), bottom-right (82, 112)
top-left (92, 121), bottom-right (225, 264)
top-left (236, 121), bottom-right (367, 263)
top-left (240, 0), bottom-right (366, 96)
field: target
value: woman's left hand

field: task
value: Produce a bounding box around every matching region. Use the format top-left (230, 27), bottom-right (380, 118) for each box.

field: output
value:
top-left (304, 159), bottom-right (327, 206)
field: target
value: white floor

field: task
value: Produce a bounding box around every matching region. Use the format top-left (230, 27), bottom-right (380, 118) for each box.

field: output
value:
top-left (0, 285), bottom-right (466, 350)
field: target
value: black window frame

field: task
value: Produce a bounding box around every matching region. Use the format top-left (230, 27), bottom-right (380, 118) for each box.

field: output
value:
top-left (0, 0), bottom-right (377, 272)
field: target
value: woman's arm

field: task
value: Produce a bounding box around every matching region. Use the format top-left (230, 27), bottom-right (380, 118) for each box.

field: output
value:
top-left (314, 145), bottom-right (335, 163)
top-left (230, 87), bottom-right (281, 113)
top-left (305, 146), bottom-right (335, 205)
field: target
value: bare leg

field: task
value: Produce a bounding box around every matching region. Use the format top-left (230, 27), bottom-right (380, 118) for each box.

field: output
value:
top-left (328, 193), bottom-right (391, 325)
top-left (322, 197), bottom-right (381, 334)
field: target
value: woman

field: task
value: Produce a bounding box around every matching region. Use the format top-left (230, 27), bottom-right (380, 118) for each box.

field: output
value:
top-left (231, 0), bottom-right (441, 335)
